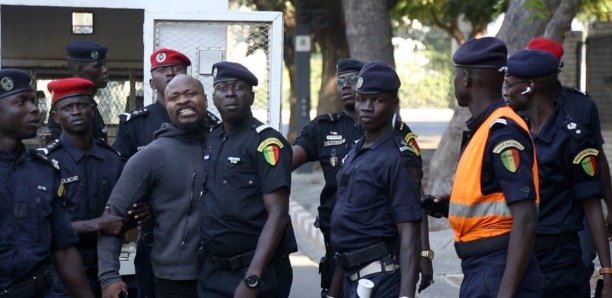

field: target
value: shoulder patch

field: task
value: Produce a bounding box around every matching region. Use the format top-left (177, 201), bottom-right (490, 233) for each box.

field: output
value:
top-left (402, 132), bottom-right (421, 156)
top-left (257, 137), bottom-right (284, 152)
top-left (489, 118), bottom-right (508, 129)
top-left (573, 148), bottom-right (599, 176)
top-left (119, 107), bottom-right (149, 123)
top-left (257, 137), bottom-right (284, 166)
top-left (492, 139), bottom-right (525, 153)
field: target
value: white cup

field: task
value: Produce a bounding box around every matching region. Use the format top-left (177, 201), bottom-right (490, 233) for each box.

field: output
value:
top-left (356, 278), bottom-right (374, 298)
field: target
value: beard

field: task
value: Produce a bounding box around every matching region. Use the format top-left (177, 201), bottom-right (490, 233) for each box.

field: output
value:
top-left (174, 118), bottom-right (206, 134)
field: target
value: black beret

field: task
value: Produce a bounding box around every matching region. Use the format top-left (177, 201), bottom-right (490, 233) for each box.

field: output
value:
top-left (0, 69), bottom-right (33, 99)
top-left (355, 61), bottom-right (400, 94)
top-left (212, 61), bottom-right (258, 86)
top-left (66, 40), bottom-right (108, 62)
top-left (337, 58), bottom-right (365, 74)
top-left (452, 37), bottom-right (507, 70)
top-left (506, 49), bottom-right (559, 78)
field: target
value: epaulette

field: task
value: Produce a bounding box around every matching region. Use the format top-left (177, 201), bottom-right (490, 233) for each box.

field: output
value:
top-left (95, 139), bottom-right (122, 157)
top-left (35, 139), bottom-right (61, 155)
top-left (395, 137), bottom-right (419, 157)
top-left (30, 149), bottom-right (60, 171)
top-left (119, 107), bottom-right (149, 123)
top-left (489, 118), bottom-right (508, 130)
top-left (206, 111), bottom-right (222, 126)
top-left (562, 115), bottom-right (585, 139)
top-left (569, 87), bottom-right (588, 97)
top-left (254, 123), bottom-right (274, 134)
top-left (314, 113), bottom-right (340, 123)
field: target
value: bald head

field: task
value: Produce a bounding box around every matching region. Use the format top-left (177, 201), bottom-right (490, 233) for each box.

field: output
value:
top-left (164, 74), bottom-right (208, 131)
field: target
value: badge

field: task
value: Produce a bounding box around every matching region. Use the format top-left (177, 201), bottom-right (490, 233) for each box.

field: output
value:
top-left (567, 122), bottom-right (577, 130)
top-left (492, 139), bottom-right (525, 153)
top-left (323, 139), bottom-right (345, 147)
top-left (356, 77), bottom-right (363, 89)
top-left (500, 148), bottom-right (520, 173)
top-left (403, 133), bottom-right (421, 156)
top-left (0, 77), bottom-right (14, 91)
top-left (212, 67), bottom-right (218, 78)
top-left (330, 149), bottom-right (338, 167)
top-left (258, 138), bottom-right (284, 166)
top-left (573, 148), bottom-right (599, 176)
top-left (228, 157), bottom-right (241, 165)
top-left (91, 50), bottom-right (99, 60)
top-left (156, 52), bottom-right (166, 63)
top-left (37, 185), bottom-right (47, 191)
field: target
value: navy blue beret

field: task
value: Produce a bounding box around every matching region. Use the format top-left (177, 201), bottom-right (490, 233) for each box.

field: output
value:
top-left (453, 37), bottom-right (507, 70)
top-left (355, 61), bottom-right (400, 94)
top-left (506, 49), bottom-right (559, 78)
top-left (337, 58), bottom-right (365, 74)
top-left (212, 61), bottom-right (258, 86)
top-left (0, 69), bottom-right (33, 99)
top-left (66, 40), bottom-right (107, 62)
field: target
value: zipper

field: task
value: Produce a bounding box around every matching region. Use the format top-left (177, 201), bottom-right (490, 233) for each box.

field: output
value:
top-left (180, 171), bottom-right (197, 248)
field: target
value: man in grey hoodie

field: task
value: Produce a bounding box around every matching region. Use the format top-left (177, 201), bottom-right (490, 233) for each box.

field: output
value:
top-left (98, 75), bottom-right (209, 298)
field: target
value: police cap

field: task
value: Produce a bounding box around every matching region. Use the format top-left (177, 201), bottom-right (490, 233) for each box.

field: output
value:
top-left (212, 61), bottom-right (258, 86)
top-left (355, 61), bottom-right (400, 94)
top-left (0, 69), bottom-right (33, 99)
top-left (48, 78), bottom-right (94, 104)
top-left (336, 58), bottom-right (365, 74)
top-left (66, 40), bottom-right (107, 62)
top-left (453, 37), bottom-right (507, 70)
top-left (150, 48), bottom-right (192, 70)
top-left (506, 49), bottom-right (559, 78)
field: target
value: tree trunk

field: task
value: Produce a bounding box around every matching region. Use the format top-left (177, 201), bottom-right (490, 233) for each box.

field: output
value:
top-left (341, 0), bottom-right (395, 66)
top-left (544, 0), bottom-right (581, 41)
top-left (313, 0), bottom-right (350, 114)
top-left (425, 0), bottom-right (578, 201)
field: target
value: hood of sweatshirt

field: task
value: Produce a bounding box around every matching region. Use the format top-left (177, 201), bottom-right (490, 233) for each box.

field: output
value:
top-left (153, 122), bottom-right (206, 143)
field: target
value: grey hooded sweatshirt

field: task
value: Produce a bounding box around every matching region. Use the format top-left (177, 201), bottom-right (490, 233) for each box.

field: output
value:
top-left (98, 123), bottom-right (206, 288)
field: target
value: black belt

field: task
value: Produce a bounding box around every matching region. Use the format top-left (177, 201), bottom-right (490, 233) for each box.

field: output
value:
top-left (534, 233), bottom-right (578, 251)
top-left (335, 242), bottom-right (394, 270)
top-left (454, 233), bottom-right (510, 259)
top-left (0, 269), bottom-right (51, 298)
top-left (208, 250), bottom-right (255, 271)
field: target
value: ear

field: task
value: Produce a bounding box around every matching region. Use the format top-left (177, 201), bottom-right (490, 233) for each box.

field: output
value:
top-left (463, 69), bottom-right (472, 87)
top-left (51, 109), bottom-right (59, 124)
top-left (248, 91), bottom-right (255, 106)
top-left (149, 79), bottom-right (155, 91)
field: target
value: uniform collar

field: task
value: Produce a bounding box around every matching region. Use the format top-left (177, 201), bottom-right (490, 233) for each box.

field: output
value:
top-left (213, 116), bottom-right (259, 137)
top-left (355, 130), bottom-right (395, 152)
top-left (59, 133), bottom-right (105, 162)
top-left (465, 98), bottom-right (506, 132)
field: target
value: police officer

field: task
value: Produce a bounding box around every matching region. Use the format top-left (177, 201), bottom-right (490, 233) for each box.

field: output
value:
top-left (293, 58), bottom-right (433, 296)
top-left (0, 69), bottom-right (93, 297)
top-left (41, 78), bottom-right (125, 297)
top-left (505, 49), bottom-right (612, 297)
top-left (98, 75), bottom-right (210, 298)
top-left (527, 37), bottom-right (612, 281)
top-left (423, 37), bottom-right (544, 297)
top-left (48, 40), bottom-right (110, 142)
top-left (198, 61), bottom-right (294, 298)
top-left (324, 61), bottom-right (422, 298)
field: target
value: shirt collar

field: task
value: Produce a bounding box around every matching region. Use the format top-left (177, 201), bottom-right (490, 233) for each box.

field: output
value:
top-left (355, 130), bottom-right (395, 152)
top-left (59, 133), bottom-right (104, 162)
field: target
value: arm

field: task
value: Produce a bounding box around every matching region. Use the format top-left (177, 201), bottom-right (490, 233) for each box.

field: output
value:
top-left (418, 211), bottom-right (433, 293)
top-left (497, 200), bottom-right (538, 298)
top-left (397, 221), bottom-right (420, 297)
top-left (583, 197), bottom-right (612, 296)
top-left (292, 145), bottom-right (309, 171)
top-left (53, 246), bottom-right (95, 298)
top-left (327, 265), bottom-right (345, 297)
top-left (234, 187), bottom-right (290, 298)
top-left (71, 209), bottom-right (123, 235)
top-left (598, 150), bottom-right (612, 236)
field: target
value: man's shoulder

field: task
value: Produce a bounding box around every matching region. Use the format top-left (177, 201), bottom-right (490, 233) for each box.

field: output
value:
top-left (119, 106), bottom-right (150, 124)
top-left (29, 149), bottom-right (61, 171)
top-left (36, 139), bottom-right (63, 156)
top-left (313, 113), bottom-right (343, 124)
top-left (94, 139), bottom-right (122, 158)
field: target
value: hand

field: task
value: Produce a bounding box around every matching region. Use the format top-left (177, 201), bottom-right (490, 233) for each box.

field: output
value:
top-left (102, 281), bottom-right (127, 298)
top-left (421, 194), bottom-right (450, 218)
top-left (98, 207), bottom-right (124, 235)
top-left (128, 202), bottom-right (152, 224)
top-left (418, 257), bottom-right (434, 293)
top-left (233, 281), bottom-right (257, 298)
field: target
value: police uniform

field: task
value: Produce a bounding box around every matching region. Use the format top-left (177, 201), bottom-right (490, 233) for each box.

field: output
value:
top-left (48, 41), bottom-right (109, 142)
top-left (507, 49), bottom-right (605, 297)
top-left (198, 62), bottom-right (294, 298)
top-left (0, 69), bottom-right (79, 297)
top-left (329, 62), bottom-right (423, 297)
top-left (449, 38), bottom-right (544, 297)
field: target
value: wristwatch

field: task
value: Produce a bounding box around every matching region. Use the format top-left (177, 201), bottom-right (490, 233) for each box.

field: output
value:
top-left (420, 250), bottom-right (435, 260)
top-left (599, 267), bottom-right (612, 275)
top-left (244, 274), bottom-right (261, 288)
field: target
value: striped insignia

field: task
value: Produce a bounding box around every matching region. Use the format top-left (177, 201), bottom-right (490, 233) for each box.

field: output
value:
top-left (500, 148), bottom-right (520, 173)
top-left (262, 144), bottom-right (280, 166)
top-left (403, 132), bottom-right (420, 156)
top-left (492, 140), bottom-right (525, 153)
top-left (57, 182), bottom-right (65, 197)
top-left (573, 148), bottom-right (599, 176)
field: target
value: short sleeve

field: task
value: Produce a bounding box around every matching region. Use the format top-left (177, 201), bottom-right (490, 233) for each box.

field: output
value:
top-left (294, 120), bottom-right (322, 162)
top-left (257, 131), bottom-right (293, 194)
top-left (566, 137), bottom-right (603, 200)
top-left (384, 153), bottom-right (422, 223)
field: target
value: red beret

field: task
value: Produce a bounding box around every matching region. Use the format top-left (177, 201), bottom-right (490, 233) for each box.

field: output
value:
top-left (527, 37), bottom-right (564, 60)
top-left (150, 48), bottom-right (191, 70)
top-left (48, 78), bottom-right (94, 104)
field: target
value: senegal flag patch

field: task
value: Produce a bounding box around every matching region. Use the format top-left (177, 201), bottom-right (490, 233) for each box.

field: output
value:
top-left (403, 132), bottom-right (421, 156)
top-left (572, 148), bottom-right (599, 176)
top-left (500, 148), bottom-right (520, 173)
top-left (257, 137), bottom-right (284, 166)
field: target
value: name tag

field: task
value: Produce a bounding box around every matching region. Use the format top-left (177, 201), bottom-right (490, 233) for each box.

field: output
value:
top-left (61, 176), bottom-right (80, 184)
top-left (323, 139), bottom-right (346, 147)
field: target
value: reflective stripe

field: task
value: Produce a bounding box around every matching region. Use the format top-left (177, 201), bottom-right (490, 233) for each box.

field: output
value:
top-left (449, 200), bottom-right (511, 218)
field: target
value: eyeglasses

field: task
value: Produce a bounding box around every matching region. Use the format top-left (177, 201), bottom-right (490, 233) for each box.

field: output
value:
top-left (153, 65), bottom-right (187, 74)
top-left (503, 80), bottom-right (530, 89)
top-left (336, 75), bottom-right (359, 86)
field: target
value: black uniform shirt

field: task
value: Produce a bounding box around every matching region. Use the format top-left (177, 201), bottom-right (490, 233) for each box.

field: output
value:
top-left (330, 132), bottom-right (422, 253)
top-left (113, 101), bottom-right (169, 161)
top-left (0, 146), bottom-right (78, 290)
top-left (557, 85), bottom-right (604, 146)
top-left (535, 107), bottom-right (602, 234)
top-left (200, 117), bottom-right (292, 256)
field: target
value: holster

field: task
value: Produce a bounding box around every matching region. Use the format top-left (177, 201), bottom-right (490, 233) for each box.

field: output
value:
top-left (335, 242), bottom-right (393, 271)
top-left (318, 256), bottom-right (330, 289)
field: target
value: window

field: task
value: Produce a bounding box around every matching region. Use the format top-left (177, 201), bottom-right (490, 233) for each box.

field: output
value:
top-left (72, 12), bottom-right (93, 34)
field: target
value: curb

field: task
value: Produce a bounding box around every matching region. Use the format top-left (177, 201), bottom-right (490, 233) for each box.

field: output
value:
top-left (289, 198), bottom-right (324, 246)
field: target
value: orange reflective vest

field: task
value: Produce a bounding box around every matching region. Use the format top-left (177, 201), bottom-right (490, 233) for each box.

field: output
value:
top-left (448, 106), bottom-right (539, 243)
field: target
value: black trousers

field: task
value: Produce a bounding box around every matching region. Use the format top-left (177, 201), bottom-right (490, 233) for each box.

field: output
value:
top-left (154, 278), bottom-right (197, 298)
